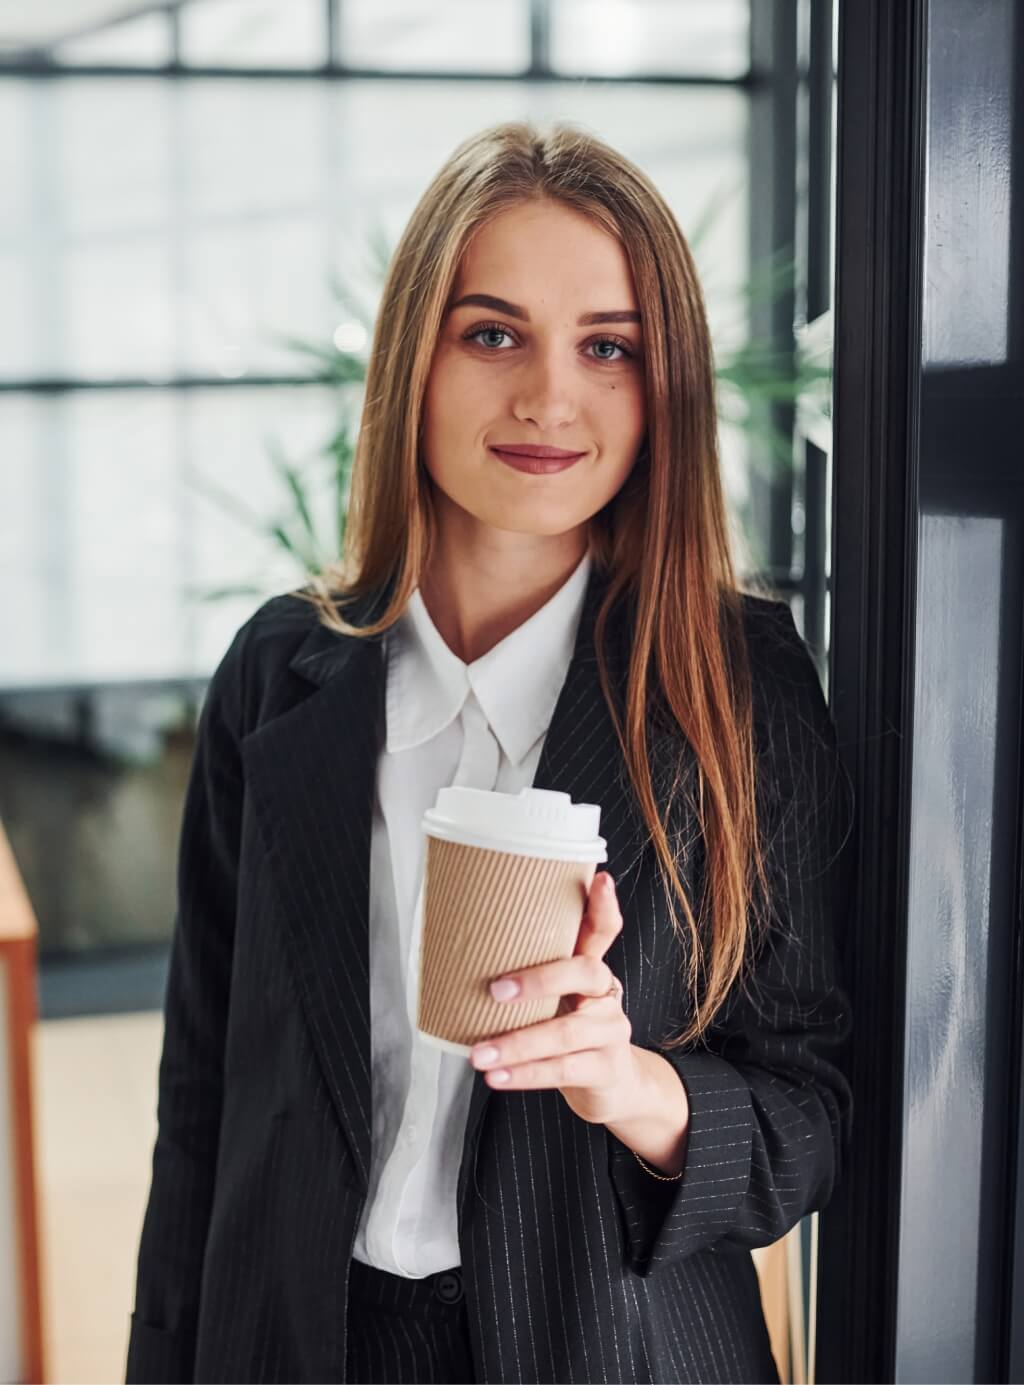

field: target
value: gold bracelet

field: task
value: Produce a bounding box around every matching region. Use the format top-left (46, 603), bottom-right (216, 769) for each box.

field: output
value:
top-left (631, 1148), bottom-right (684, 1181)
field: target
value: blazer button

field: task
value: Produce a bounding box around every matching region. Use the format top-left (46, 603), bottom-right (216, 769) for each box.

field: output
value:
top-left (434, 1269), bottom-right (464, 1304)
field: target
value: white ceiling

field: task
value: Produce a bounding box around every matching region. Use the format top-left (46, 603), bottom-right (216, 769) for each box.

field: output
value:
top-left (0, 1), bottom-right (176, 52)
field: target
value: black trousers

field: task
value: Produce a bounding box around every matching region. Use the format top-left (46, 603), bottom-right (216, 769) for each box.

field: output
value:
top-left (345, 1256), bottom-right (476, 1384)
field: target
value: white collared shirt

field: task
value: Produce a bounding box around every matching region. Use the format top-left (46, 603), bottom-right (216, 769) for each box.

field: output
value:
top-left (351, 549), bottom-right (593, 1278)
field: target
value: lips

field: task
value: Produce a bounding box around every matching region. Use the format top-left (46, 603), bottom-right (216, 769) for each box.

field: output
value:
top-left (490, 444), bottom-right (585, 459)
top-left (489, 443), bottom-right (586, 475)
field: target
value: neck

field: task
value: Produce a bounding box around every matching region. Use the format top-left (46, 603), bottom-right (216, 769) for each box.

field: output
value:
top-left (419, 528), bottom-right (589, 665)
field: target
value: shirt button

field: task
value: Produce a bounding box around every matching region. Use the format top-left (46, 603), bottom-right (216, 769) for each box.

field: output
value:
top-left (405, 1123), bottom-right (418, 1143)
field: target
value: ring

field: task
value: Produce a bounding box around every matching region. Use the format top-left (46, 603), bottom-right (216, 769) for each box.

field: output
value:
top-left (603, 973), bottom-right (624, 1002)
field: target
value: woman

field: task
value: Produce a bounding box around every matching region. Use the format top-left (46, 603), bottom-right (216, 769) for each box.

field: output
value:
top-left (126, 121), bottom-right (854, 1385)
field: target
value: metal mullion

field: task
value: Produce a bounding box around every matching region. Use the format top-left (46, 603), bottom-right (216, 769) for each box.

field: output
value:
top-left (798, 0), bottom-right (834, 662)
top-left (326, 0), bottom-right (339, 67)
top-left (168, 1), bottom-right (181, 64)
top-left (747, 1), bottom-right (798, 584)
top-left (0, 61), bottom-right (760, 86)
top-left (528, 0), bottom-right (551, 78)
top-left (0, 376), bottom-right (333, 394)
top-left (818, 0), bottom-right (925, 1377)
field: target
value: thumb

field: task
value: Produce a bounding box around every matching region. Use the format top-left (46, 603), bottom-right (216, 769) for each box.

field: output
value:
top-left (573, 872), bottom-right (622, 960)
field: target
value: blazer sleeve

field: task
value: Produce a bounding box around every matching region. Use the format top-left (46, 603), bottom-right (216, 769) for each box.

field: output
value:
top-left (125, 622), bottom-right (250, 1383)
top-left (606, 599), bottom-right (855, 1277)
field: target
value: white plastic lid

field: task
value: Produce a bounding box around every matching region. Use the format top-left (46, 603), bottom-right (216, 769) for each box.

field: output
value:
top-left (422, 786), bottom-right (607, 862)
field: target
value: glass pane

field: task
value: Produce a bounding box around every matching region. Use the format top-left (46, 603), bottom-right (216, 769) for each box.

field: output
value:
top-left (180, 80), bottom-right (325, 217)
top-left (54, 80), bottom-right (172, 236)
top-left (53, 12), bottom-right (173, 66)
top-left (178, 384), bottom-right (346, 674)
top-left (0, 381), bottom-right (346, 959)
top-left (340, 0), bottom-right (529, 73)
top-left (64, 241), bottom-right (176, 379)
top-left (1, 74), bottom-right (749, 514)
top-left (551, 0), bottom-right (750, 79)
top-left (0, 396), bottom-right (39, 572)
top-left (179, 0), bottom-right (327, 68)
top-left (0, 81), bottom-right (32, 238)
top-left (0, 251), bottom-right (35, 377)
top-left (325, 77), bottom-right (748, 291)
top-left (0, 384), bottom-right (342, 689)
top-left (1, 65), bottom-right (757, 969)
top-left (182, 219), bottom-right (333, 375)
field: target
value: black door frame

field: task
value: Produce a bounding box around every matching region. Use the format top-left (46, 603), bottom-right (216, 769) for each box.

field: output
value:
top-left (821, 0), bottom-right (1024, 1380)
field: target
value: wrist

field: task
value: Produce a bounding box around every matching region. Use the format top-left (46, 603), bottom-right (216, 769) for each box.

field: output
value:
top-left (605, 1045), bottom-right (690, 1177)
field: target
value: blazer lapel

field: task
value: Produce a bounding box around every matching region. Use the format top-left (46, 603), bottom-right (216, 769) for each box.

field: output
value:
top-left (240, 581), bottom-right (393, 1195)
top-left (241, 563), bottom-right (655, 1216)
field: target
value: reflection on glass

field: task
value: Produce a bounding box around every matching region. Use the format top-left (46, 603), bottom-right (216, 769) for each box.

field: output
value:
top-left (922, 3), bottom-right (1013, 367)
top-left (179, 0), bottom-right (327, 68)
top-left (65, 242), bottom-right (175, 379)
top-left (898, 513), bottom-right (1003, 1381)
top-left (551, 0), bottom-right (749, 77)
top-left (52, 13), bottom-right (173, 67)
top-left (0, 78), bottom-right (749, 384)
top-left (340, 0), bottom-right (529, 72)
top-left (0, 386), bottom-right (340, 688)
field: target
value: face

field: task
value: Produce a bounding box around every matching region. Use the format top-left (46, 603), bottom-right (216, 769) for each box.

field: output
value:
top-left (420, 198), bottom-right (647, 551)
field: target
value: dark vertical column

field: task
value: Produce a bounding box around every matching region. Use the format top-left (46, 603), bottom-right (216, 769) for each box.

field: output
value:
top-left (747, 0), bottom-right (798, 581)
top-left (821, 0), bottom-right (1024, 1381)
top-left (799, 0), bottom-right (833, 659)
top-left (326, 0), bottom-right (339, 65)
top-left (816, 14), bottom-right (921, 1379)
top-left (529, 0), bottom-right (551, 77)
top-left (897, 2), bottom-right (1023, 1379)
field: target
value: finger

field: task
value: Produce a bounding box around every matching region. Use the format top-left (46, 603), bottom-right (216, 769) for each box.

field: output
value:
top-left (574, 872), bottom-right (623, 960)
top-left (470, 1003), bottom-right (627, 1073)
top-left (479, 1045), bottom-right (617, 1090)
top-left (489, 953), bottom-right (613, 1008)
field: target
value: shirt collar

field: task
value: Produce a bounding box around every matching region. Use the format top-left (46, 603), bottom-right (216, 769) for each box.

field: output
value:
top-left (385, 550), bottom-right (593, 766)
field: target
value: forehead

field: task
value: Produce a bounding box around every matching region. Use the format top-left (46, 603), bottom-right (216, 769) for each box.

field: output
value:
top-left (453, 200), bottom-right (637, 302)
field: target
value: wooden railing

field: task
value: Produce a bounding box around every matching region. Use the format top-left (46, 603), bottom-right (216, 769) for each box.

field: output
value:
top-left (0, 819), bottom-right (46, 1385)
top-left (753, 1224), bottom-right (810, 1384)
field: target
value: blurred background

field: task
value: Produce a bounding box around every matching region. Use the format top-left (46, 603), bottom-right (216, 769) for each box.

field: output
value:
top-left (0, 1), bottom-right (839, 1380)
top-left (5, 1), bottom-right (1021, 1382)
top-left (0, 0), bottom-right (835, 977)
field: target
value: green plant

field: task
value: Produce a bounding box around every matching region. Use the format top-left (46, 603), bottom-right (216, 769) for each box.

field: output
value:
top-left (187, 188), bottom-right (831, 604)
top-left (687, 179), bottom-right (832, 473)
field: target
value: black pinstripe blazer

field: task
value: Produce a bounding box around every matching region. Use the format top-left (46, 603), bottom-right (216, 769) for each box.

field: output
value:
top-left (126, 559), bottom-right (854, 1385)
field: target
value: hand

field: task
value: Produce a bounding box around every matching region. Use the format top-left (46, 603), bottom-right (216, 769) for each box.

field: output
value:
top-left (468, 871), bottom-right (644, 1127)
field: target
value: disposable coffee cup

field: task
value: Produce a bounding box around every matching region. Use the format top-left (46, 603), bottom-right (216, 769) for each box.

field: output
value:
top-left (414, 786), bottom-right (607, 1057)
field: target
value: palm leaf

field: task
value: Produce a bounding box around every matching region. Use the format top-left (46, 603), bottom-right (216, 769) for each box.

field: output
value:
top-left (188, 472), bottom-right (276, 537)
top-left (686, 177), bottom-right (745, 253)
top-left (265, 434), bottom-right (318, 548)
top-left (183, 581), bottom-right (268, 601)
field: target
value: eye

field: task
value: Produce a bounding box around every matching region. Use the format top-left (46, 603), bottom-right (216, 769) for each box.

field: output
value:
top-left (587, 337), bottom-right (634, 362)
top-left (464, 322), bottom-right (516, 350)
top-left (461, 320), bottom-right (636, 363)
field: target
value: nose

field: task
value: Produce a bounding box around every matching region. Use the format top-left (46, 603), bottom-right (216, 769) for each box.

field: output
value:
top-left (510, 344), bottom-right (578, 432)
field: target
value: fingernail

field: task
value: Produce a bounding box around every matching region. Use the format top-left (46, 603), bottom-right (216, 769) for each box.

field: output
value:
top-left (490, 977), bottom-right (520, 1001)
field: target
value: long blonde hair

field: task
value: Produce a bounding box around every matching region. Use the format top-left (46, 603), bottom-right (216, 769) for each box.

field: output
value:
top-left (292, 120), bottom-right (770, 1050)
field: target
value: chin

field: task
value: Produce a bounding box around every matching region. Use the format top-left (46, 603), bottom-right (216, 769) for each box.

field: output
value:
top-left (487, 495), bottom-right (586, 524)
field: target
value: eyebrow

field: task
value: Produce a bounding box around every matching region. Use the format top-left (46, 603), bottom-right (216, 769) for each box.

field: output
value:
top-left (447, 292), bottom-right (641, 327)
